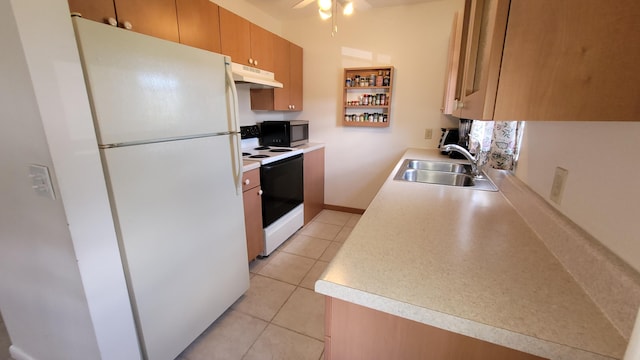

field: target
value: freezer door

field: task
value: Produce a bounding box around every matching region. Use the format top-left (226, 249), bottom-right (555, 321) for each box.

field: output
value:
top-left (73, 18), bottom-right (231, 145)
top-left (101, 136), bottom-right (249, 360)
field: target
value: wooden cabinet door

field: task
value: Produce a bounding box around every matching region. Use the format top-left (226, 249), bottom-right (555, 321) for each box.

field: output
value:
top-left (272, 35), bottom-right (292, 111)
top-left (176, 0), bottom-right (221, 53)
top-left (326, 297), bottom-right (547, 360)
top-left (249, 24), bottom-right (275, 72)
top-left (68, 0), bottom-right (116, 24)
top-left (243, 185), bottom-right (264, 261)
top-left (494, 0), bottom-right (640, 121)
top-left (289, 42), bottom-right (304, 111)
top-left (220, 8), bottom-right (252, 66)
top-left (458, 0), bottom-right (509, 120)
top-left (441, 6), bottom-right (470, 116)
top-left (113, 0), bottom-right (179, 42)
top-left (304, 148), bottom-right (325, 225)
top-left (242, 169), bottom-right (264, 261)
top-left (250, 39), bottom-right (304, 111)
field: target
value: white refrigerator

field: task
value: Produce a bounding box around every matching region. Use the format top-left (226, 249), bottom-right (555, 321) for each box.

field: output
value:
top-left (73, 18), bottom-right (249, 360)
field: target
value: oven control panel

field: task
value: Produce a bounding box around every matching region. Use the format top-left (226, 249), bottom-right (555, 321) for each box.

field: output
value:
top-left (240, 125), bottom-right (261, 139)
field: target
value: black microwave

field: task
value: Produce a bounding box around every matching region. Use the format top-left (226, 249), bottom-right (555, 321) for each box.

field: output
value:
top-left (260, 120), bottom-right (309, 147)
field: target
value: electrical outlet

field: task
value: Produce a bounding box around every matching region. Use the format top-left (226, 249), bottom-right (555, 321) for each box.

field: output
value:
top-left (550, 167), bottom-right (568, 205)
top-left (424, 128), bottom-right (433, 139)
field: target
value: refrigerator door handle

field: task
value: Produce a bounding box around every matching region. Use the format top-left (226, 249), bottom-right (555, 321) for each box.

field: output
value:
top-left (225, 57), bottom-right (243, 195)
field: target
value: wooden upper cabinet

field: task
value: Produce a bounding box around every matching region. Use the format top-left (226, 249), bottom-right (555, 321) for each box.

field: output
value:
top-left (289, 42), bottom-right (303, 110)
top-left (113, 0), bottom-right (179, 42)
top-left (250, 37), bottom-right (304, 111)
top-left (176, 0), bottom-right (221, 53)
top-left (219, 8), bottom-right (275, 72)
top-left (457, 0), bottom-right (510, 120)
top-left (68, 0), bottom-right (179, 42)
top-left (249, 24), bottom-right (275, 72)
top-left (68, 0), bottom-right (116, 23)
top-left (272, 35), bottom-right (292, 110)
top-left (219, 8), bottom-right (252, 66)
top-left (494, 0), bottom-right (640, 121)
top-left (441, 7), bottom-right (470, 116)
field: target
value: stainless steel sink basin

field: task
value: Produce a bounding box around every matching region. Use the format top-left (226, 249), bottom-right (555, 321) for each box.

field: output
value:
top-left (406, 160), bottom-right (470, 174)
top-left (394, 159), bottom-right (498, 191)
top-left (398, 169), bottom-right (474, 186)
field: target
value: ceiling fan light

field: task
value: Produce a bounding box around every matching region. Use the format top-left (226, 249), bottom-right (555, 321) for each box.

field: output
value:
top-left (343, 2), bottom-right (354, 15)
top-left (319, 8), bottom-right (332, 20)
top-left (318, 0), bottom-right (332, 11)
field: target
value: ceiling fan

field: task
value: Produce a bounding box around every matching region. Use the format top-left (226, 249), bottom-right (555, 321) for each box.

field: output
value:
top-left (293, 0), bottom-right (371, 35)
top-left (293, 0), bottom-right (371, 17)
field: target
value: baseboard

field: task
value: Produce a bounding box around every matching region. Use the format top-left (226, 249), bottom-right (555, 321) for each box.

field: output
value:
top-left (323, 204), bottom-right (365, 215)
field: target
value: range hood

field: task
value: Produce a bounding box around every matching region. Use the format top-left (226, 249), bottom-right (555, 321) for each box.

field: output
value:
top-left (231, 62), bottom-right (283, 89)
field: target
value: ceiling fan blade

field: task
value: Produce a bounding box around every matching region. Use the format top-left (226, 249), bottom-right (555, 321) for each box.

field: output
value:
top-left (293, 0), bottom-right (316, 9)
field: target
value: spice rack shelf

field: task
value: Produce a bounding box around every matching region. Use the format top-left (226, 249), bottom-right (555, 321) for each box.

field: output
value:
top-left (343, 66), bottom-right (394, 127)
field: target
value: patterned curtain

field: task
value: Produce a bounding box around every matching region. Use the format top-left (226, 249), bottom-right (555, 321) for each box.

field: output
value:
top-left (468, 121), bottom-right (524, 171)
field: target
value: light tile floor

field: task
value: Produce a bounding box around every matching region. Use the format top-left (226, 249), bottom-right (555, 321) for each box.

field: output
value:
top-left (177, 209), bottom-right (360, 360)
top-left (0, 210), bottom-right (360, 360)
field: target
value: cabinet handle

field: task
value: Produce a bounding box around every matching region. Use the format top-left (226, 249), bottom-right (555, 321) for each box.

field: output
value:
top-left (455, 99), bottom-right (464, 109)
top-left (249, 58), bottom-right (254, 65)
top-left (107, 17), bottom-right (117, 27)
top-left (254, 59), bottom-right (258, 66)
top-left (122, 21), bottom-right (133, 30)
top-left (291, 104), bottom-right (295, 110)
top-left (258, 190), bottom-right (263, 196)
top-left (244, 179), bottom-right (250, 185)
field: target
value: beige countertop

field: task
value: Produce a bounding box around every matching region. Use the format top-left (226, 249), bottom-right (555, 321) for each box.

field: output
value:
top-left (315, 148), bottom-right (626, 360)
top-left (296, 142), bottom-right (325, 153)
top-left (242, 160), bottom-right (260, 173)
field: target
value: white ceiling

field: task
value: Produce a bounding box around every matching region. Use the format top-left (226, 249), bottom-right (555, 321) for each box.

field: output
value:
top-left (243, 0), bottom-right (441, 20)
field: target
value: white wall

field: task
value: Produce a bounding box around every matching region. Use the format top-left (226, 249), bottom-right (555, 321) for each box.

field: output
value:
top-left (517, 121), bottom-right (640, 272)
top-left (1, 0), bottom-right (140, 359)
top-left (280, 0), bottom-right (462, 209)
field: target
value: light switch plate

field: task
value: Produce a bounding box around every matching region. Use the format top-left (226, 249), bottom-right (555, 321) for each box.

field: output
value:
top-left (29, 164), bottom-right (56, 200)
top-left (550, 167), bottom-right (568, 205)
top-left (424, 128), bottom-right (433, 139)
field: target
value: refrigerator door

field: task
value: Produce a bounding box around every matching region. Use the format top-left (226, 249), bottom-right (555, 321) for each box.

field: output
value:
top-left (73, 18), bottom-right (232, 145)
top-left (101, 136), bottom-right (249, 360)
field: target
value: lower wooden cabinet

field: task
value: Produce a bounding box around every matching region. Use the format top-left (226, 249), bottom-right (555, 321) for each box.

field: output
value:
top-left (324, 297), bottom-right (547, 360)
top-left (303, 148), bottom-right (325, 224)
top-left (242, 168), bottom-right (264, 262)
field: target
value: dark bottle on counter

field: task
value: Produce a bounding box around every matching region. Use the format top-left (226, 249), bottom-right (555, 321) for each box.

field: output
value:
top-left (383, 71), bottom-right (390, 86)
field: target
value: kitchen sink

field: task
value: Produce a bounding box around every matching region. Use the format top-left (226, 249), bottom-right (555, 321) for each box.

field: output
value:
top-left (394, 159), bottom-right (498, 191)
top-left (406, 160), bottom-right (470, 174)
top-left (398, 169), bottom-right (474, 186)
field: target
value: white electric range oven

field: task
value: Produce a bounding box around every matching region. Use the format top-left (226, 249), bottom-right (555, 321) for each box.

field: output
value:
top-left (241, 125), bottom-right (304, 256)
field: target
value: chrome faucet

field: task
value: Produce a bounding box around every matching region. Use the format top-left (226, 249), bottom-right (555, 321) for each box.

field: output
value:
top-left (442, 144), bottom-right (481, 177)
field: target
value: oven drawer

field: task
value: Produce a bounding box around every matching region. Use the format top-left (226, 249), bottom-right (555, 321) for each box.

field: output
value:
top-left (242, 168), bottom-right (261, 191)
